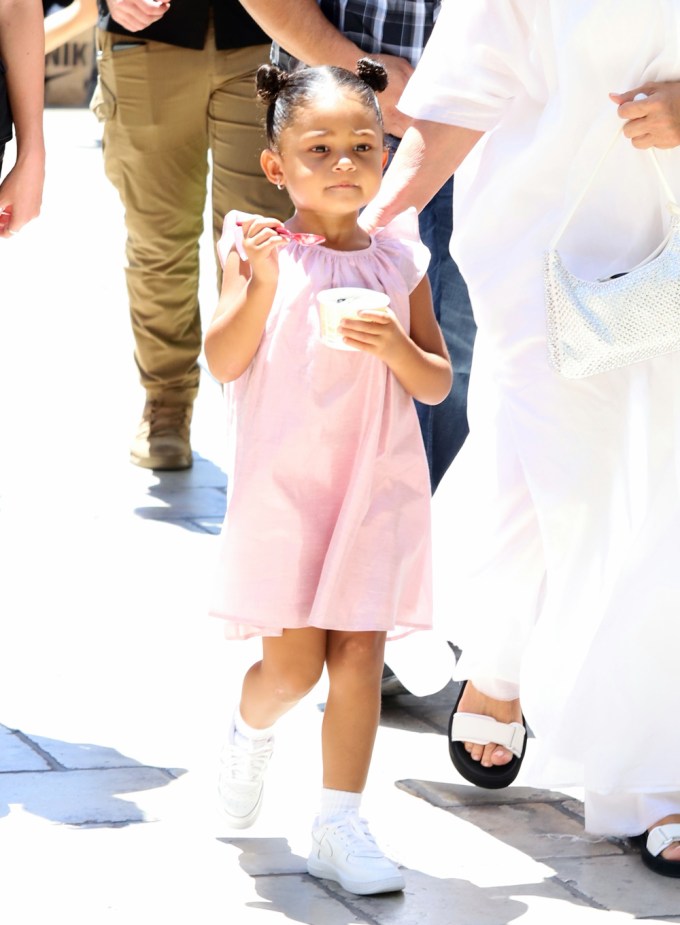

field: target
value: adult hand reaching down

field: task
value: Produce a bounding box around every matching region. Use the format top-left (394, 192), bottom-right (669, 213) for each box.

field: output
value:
top-left (367, 53), bottom-right (414, 138)
top-left (360, 121), bottom-right (483, 233)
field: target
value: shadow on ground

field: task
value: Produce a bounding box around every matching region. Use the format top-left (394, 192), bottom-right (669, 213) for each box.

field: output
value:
top-left (133, 453), bottom-right (226, 534)
top-left (217, 835), bottom-right (589, 925)
top-left (0, 726), bottom-right (184, 826)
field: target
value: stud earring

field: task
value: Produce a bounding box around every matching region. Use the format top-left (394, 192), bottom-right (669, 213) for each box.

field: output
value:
top-left (276, 181), bottom-right (285, 190)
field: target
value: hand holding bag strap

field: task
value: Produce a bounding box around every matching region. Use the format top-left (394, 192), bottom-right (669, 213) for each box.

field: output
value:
top-left (550, 102), bottom-right (678, 251)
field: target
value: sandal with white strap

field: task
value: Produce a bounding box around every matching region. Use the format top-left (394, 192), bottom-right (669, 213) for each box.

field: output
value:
top-left (447, 681), bottom-right (528, 789)
top-left (636, 824), bottom-right (680, 878)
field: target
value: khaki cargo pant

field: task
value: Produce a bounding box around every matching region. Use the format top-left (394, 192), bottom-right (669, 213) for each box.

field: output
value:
top-left (92, 27), bottom-right (290, 403)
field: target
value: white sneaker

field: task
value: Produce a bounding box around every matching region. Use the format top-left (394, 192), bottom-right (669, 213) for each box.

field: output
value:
top-left (218, 724), bottom-right (274, 829)
top-left (307, 814), bottom-right (405, 895)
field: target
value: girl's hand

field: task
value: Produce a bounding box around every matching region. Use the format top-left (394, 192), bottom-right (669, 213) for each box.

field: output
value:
top-left (340, 276), bottom-right (451, 404)
top-left (237, 215), bottom-right (287, 285)
top-left (610, 83), bottom-right (680, 149)
top-left (205, 214), bottom-right (286, 383)
top-left (339, 308), bottom-right (410, 360)
top-left (0, 151), bottom-right (45, 237)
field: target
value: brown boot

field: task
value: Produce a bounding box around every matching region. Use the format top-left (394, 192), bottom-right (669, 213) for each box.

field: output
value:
top-left (130, 398), bottom-right (193, 470)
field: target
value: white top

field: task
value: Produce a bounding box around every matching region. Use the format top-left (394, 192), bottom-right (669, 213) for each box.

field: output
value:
top-left (396, 0), bottom-right (680, 834)
top-left (400, 0), bottom-right (680, 374)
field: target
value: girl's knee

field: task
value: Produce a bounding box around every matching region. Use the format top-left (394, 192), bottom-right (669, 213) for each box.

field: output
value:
top-left (258, 628), bottom-right (327, 704)
top-left (328, 632), bottom-right (386, 678)
top-left (265, 660), bottom-right (324, 704)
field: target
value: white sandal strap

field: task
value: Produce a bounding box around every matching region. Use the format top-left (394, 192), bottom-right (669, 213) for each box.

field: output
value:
top-left (450, 712), bottom-right (526, 759)
top-left (646, 824), bottom-right (680, 858)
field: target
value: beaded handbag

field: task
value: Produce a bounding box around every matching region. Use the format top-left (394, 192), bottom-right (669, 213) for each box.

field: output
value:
top-left (544, 123), bottom-right (680, 379)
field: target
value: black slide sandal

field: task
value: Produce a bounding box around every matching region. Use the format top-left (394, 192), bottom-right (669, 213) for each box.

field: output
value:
top-left (448, 681), bottom-right (528, 790)
top-left (634, 826), bottom-right (680, 878)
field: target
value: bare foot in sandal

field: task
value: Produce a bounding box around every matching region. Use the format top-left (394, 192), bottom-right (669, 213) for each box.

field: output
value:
top-left (641, 815), bottom-right (680, 876)
top-left (448, 680), bottom-right (527, 789)
top-left (457, 681), bottom-right (523, 768)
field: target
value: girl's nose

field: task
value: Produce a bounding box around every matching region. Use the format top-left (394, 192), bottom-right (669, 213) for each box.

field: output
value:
top-left (334, 155), bottom-right (356, 171)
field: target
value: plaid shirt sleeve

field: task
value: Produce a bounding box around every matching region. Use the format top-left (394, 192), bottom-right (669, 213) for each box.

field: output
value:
top-left (273, 0), bottom-right (441, 70)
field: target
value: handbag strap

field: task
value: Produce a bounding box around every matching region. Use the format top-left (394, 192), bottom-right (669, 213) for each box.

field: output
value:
top-left (550, 122), bottom-right (678, 250)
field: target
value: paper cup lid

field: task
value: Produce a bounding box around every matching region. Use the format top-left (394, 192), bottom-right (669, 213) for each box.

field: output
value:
top-left (317, 287), bottom-right (390, 309)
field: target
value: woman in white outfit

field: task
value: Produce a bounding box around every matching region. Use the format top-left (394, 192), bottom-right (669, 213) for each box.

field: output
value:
top-left (363, 0), bottom-right (680, 876)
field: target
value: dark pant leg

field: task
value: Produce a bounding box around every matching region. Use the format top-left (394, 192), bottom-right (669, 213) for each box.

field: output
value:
top-left (417, 177), bottom-right (476, 491)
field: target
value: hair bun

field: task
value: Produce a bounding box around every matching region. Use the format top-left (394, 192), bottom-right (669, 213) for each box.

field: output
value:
top-left (256, 64), bottom-right (291, 104)
top-left (356, 57), bottom-right (388, 93)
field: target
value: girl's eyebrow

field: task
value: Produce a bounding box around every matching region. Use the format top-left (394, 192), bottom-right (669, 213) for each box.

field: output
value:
top-left (300, 128), bottom-right (379, 139)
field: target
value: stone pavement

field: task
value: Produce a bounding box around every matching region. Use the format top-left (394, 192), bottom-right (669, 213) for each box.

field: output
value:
top-left (0, 108), bottom-right (679, 924)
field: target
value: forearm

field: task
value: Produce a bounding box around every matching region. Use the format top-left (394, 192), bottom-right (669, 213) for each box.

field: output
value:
top-left (239, 0), bottom-right (415, 136)
top-left (239, 0), bottom-right (362, 71)
top-left (0, 0), bottom-right (45, 154)
top-left (364, 120), bottom-right (483, 228)
top-left (205, 278), bottom-right (277, 383)
top-left (386, 342), bottom-right (453, 405)
top-left (44, 0), bottom-right (98, 54)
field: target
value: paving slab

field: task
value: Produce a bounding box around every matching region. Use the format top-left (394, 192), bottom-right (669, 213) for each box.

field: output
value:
top-left (16, 732), bottom-right (153, 770)
top-left (396, 776), bottom-right (577, 809)
top-left (552, 855), bottom-right (680, 920)
top-left (0, 766), bottom-right (180, 825)
top-left (218, 836), bottom-right (309, 876)
top-left (448, 802), bottom-right (624, 860)
top-left (322, 869), bottom-right (591, 925)
top-left (0, 726), bottom-right (50, 772)
top-left (230, 873), bottom-right (381, 925)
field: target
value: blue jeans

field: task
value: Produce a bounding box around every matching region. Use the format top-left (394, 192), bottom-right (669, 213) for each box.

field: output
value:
top-left (417, 176), bottom-right (476, 491)
top-left (385, 136), bottom-right (476, 491)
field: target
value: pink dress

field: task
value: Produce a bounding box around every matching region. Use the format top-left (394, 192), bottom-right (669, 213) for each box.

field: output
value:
top-left (209, 208), bottom-right (433, 640)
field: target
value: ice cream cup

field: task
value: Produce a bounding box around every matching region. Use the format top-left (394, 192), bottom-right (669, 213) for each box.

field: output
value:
top-left (317, 287), bottom-right (391, 351)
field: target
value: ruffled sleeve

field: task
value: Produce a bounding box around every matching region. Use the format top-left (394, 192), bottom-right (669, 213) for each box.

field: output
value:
top-left (372, 207), bottom-right (430, 293)
top-left (399, 0), bottom-right (539, 132)
top-left (216, 209), bottom-right (250, 268)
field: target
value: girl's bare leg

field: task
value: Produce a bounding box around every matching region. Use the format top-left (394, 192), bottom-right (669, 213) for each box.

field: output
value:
top-left (322, 630), bottom-right (386, 792)
top-left (239, 627), bottom-right (328, 729)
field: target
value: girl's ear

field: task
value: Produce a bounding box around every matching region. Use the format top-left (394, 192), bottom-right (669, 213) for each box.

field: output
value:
top-left (381, 148), bottom-right (389, 170)
top-left (260, 148), bottom-right (285, 189)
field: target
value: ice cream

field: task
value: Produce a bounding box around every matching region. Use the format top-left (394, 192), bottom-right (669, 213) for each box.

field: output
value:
top-left (317, 287), bottom-right (391, 351)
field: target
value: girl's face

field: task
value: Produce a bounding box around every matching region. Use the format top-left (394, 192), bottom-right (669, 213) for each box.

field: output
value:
top-left (262, 89), bottom-right (387, 217)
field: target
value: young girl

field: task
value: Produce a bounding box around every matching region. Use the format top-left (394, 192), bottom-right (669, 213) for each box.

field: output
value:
top-left (205, 59), bottom-right (452, 896)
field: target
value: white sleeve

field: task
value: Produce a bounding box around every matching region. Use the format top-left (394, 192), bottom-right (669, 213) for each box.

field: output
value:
top-left (399, 0), bottom-right (539, 132)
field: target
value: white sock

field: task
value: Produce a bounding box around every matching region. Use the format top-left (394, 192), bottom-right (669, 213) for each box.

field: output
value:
top-left (318, 788), bottom-right (362, 825)
top-left (233, 707), bottom-right (274, 744)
